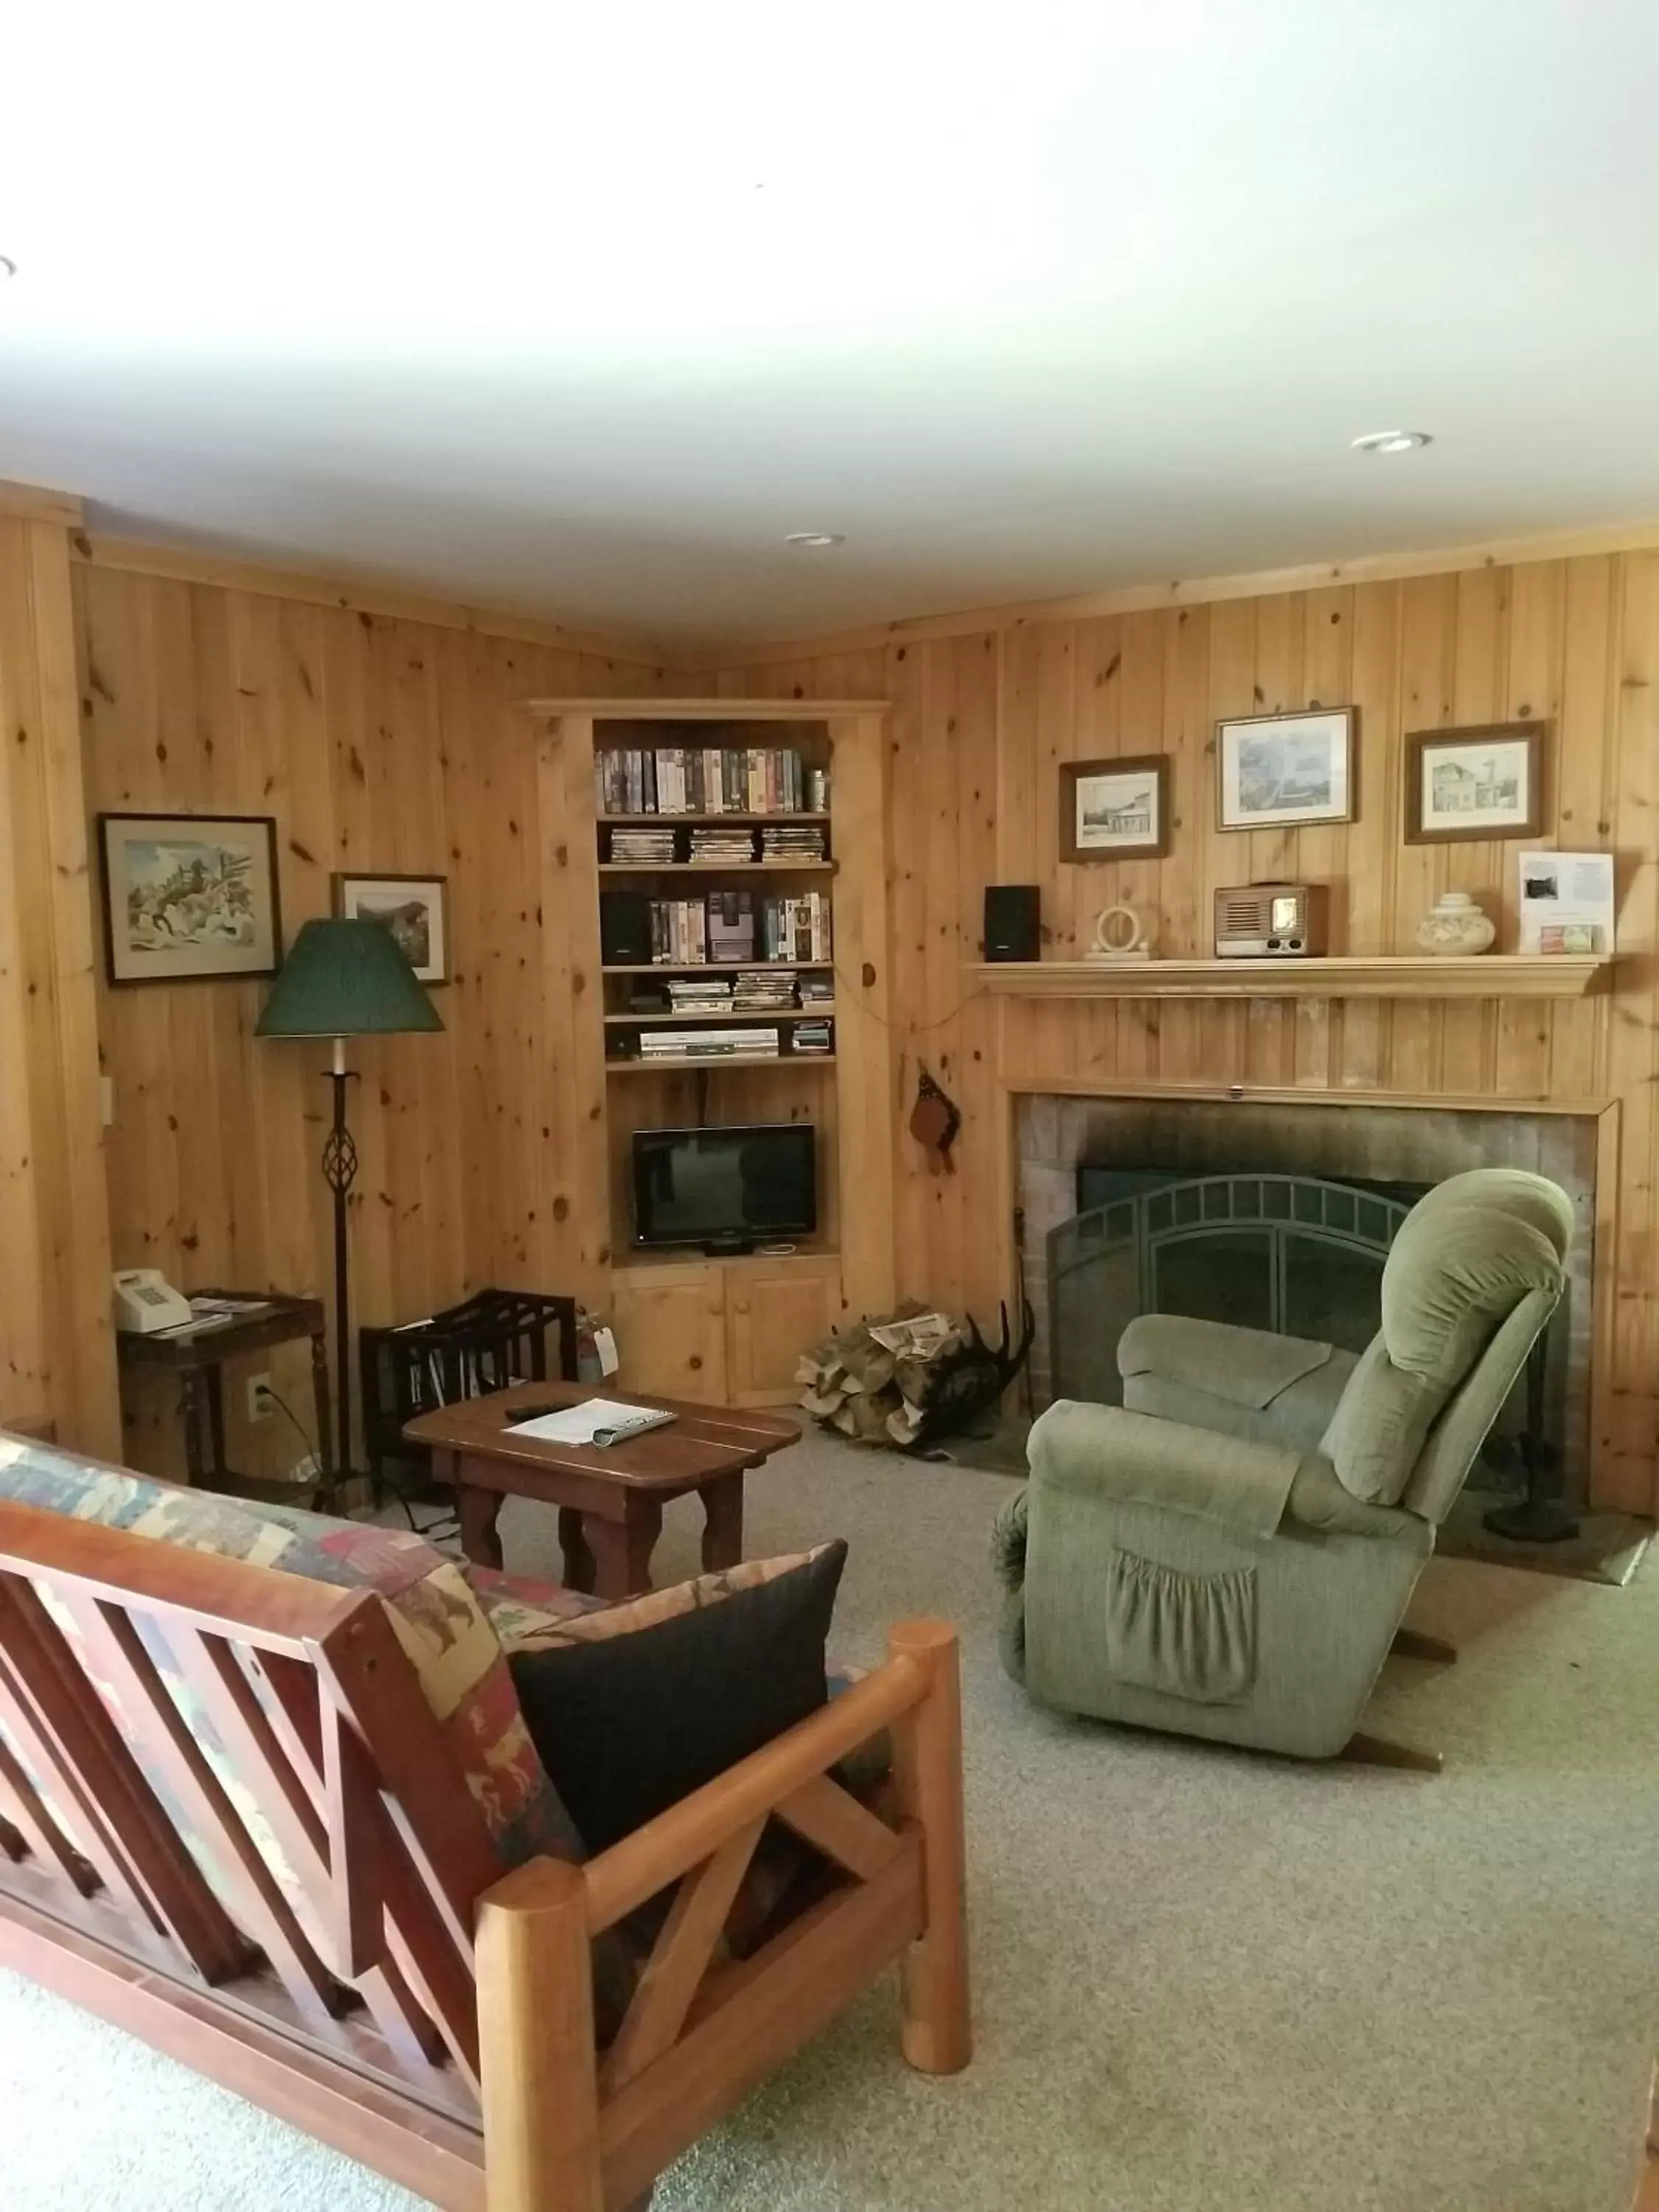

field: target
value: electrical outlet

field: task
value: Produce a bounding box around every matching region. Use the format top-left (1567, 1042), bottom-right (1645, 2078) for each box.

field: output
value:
top-left (248, 1374), bottom-right (276, 1424)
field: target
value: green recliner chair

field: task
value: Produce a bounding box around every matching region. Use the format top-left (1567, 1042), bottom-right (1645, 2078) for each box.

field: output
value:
top-left (993, 1168), bottom-right (1572, 1763)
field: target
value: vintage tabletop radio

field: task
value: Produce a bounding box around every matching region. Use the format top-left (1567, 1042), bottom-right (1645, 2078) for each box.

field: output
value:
top-left (1214, 883), bottom-right (1328, 958)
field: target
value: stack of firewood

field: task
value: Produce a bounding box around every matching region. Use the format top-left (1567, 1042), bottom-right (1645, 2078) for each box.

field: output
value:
top-left (796, 1304), bottom-right (966, 1448)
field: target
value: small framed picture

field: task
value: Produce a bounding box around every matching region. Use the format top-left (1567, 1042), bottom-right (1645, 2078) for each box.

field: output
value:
top-left (1405, 722), bottom-right (1545, 844)
top-left (1060, 754), bottom-right (1171, 861)
top-left (1217, 707), bottom-right (1356, 832)
top-left (97, 813), bottom-right (282, 985)
top-left (332, 872), bottom-right (450, 984)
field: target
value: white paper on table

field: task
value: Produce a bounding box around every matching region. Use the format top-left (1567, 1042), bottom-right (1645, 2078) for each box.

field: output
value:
top-left (506, 1397), bottom-right (674, 1447)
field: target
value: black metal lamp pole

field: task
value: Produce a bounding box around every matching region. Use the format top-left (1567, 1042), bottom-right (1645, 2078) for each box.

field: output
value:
top-left (254, 920), bottom-right (444, 1507)
top-left (321, 1038), bottom-right (360, 1496)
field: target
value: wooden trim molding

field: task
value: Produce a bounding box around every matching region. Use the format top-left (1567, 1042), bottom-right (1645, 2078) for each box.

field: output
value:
top-left (529, 695), bottom-right (889, 720)
top-left (68, 533), bottom-right (678, 669)
top-left (969, 955), bottom-right (1613, 1001)
top-left (50, 501), bottom-right (1659, 674)
top-left (0, 482), bottom-right (83, 529)
top-left (682, 515), bottom-right (1659, 669)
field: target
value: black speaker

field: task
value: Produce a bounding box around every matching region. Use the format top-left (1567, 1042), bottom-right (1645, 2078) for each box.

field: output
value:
top-left (600, 891), bottom-right (653, 966)
top-left (984, 884), bottom-right (1040, 962)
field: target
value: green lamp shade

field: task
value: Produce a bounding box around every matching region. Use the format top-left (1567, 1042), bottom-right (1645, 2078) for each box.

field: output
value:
top-left (255, 918), bottom-right (445, 1039)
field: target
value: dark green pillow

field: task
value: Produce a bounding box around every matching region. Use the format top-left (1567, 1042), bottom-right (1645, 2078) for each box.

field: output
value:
top-left (507, 1540), bottom-right (848, 1854)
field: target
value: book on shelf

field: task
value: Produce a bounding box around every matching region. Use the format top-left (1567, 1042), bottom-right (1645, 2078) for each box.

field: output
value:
top-left (650, 897), bottom-right (709, 964)
top-left (731, 967), bottom-right (797, 1011)
top-left (759, 890), bottom-right (832, 962)
top-left (664, 976), bottom-right (733, 1009)
top-left (608, 825), bottom-right (678, 864)
top-left (597, 745), bottom-right (813, 817)
top-left (639, 891), bottom-right (830, 968)
top-left (689, 826), bottom-right (759, 864)
top-left (796, 973), bottom-right (834, 1006)
top-left (793, 1020), bottom-right (834, 1054)
top-left (758, 824), bottom-right (827, 860)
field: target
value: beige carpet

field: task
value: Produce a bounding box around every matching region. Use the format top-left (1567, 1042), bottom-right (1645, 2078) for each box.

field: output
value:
top-left (2, 1432), bottom-right (1655, 2211)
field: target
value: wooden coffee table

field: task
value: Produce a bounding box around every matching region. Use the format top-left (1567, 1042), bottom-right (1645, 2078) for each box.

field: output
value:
top-left (403, 1380), bottom-right (801, 1600)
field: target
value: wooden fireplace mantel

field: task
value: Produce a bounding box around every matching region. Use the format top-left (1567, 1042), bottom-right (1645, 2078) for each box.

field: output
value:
top-left (968, 954), bottom-right (1614, 1002)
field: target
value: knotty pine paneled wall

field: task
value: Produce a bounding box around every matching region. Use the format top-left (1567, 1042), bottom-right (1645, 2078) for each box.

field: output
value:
top-left (74, 557), bottom-right (684, 1475)
top-left (0, 515), bottom-right (118, 1455)
top-left (712, 551), bottom-right (1659, 1515)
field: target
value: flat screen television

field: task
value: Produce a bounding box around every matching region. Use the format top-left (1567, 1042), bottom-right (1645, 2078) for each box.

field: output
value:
top-left (631, 1124), bottom-right (818, 1253)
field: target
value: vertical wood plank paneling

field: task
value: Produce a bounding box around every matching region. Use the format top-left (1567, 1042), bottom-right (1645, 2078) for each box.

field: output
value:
top-left (1293, 587), bottom-right (1354, 1088)
top-left (1439, 567), bottom-right (1507, 1094)
top-left (1604, 553), bottom-right (1659, 1494)
top-left (949, 639), bottom-right (1003, 1318)
top-left (917, 641), bottom-right (965, 1313)
top-left (1391, 574), bottom-right (1459, 1096)
top-left (711, 544), bottom-right (1659, 1513)
top-left (1548, 560), bottom-right (1615, 1102)
top-left (1205, 598), bottom-right (1259, 1082)
top-left (887, 644), bottom-right (939, 1301)
top-left (1029, 623), bottom-right (1078, 1077)
top-left (1155, 606), bottom-right (1211, 1082)
top-left (74, 563), bottom-right (672, 1478)
top-left (1068, 616), bottom-right (1121, 1081)
top-left (832, 710), bottom-right (897, 1318)
top-left (0, 529), bottom-right (49, 1425)
top-left (0, 519), bottom-right (118, 1453)
top-left (59, 538), bottom-right (1659, 1513)
top-left (1495, 563), bottom-right (1568, 1099)
top-left (1110, 613), bottom-right (1164, 1086)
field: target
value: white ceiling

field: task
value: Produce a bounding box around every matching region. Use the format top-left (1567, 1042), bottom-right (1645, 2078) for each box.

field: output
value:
top-left (5, 1), bottom-right (1658, 646)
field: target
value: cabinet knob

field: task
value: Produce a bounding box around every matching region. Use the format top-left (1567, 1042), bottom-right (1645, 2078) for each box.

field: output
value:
top-left (689, 1354), bottom-right (703, 1372)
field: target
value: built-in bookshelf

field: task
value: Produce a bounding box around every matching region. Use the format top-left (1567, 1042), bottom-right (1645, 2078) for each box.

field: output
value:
top-left (525, 698), bottom-right (893, 1406)
top-left (597, 739), bottom-right (837, 1074)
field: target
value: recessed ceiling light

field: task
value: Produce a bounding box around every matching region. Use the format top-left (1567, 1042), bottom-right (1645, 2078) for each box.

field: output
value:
top-left (785, 531), bottom-right (845, 549)
top-left (1352, 429), bottom-right (1432, 454)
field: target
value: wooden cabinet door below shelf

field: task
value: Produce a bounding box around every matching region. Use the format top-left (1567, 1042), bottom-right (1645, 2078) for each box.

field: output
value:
top-left (611, 1273), bottom-right (728, 1404)
top-left (725, 1264), bottom-right (843, 1408)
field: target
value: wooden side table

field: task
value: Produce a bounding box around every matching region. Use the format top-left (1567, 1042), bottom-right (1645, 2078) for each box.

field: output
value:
top-left (114, 1290), bottom-right (334, 1502)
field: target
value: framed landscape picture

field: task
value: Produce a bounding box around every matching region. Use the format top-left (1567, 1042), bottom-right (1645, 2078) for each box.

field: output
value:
top-left (1405, 722), bottom-right (1545, 844)
top-left (332, 872), bottom-right (450, 984)
top-left (97, 813), bottom-right (282, 984)
top-left (1060, 754), bottom-right (1171, 860)
top-left (1217, 707), bottom-right (1356, 832)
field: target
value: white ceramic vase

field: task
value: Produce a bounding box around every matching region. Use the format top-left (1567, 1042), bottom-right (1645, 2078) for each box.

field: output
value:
top-left (1416, 890), bottom-right (1495, 956)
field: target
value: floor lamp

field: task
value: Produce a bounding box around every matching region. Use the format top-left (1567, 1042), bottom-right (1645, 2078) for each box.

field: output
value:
top-left (256, 919), bottom-right (443, 1498)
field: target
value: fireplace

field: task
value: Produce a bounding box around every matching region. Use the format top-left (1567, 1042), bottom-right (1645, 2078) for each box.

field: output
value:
top-left (1017, 1095), bottom-right (1596, 1508)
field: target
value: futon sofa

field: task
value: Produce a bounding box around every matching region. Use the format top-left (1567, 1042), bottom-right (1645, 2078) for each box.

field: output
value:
top-left (0, 1435), bottom-right (968, 2209)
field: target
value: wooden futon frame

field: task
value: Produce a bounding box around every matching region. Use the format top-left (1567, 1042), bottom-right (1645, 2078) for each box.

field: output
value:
top-left (0, 1495), bottom-right (969, 2209)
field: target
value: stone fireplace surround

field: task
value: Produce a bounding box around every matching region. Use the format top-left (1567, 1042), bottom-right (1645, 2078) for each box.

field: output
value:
top-left (1015, 1089), bottom-right (1601, 1507)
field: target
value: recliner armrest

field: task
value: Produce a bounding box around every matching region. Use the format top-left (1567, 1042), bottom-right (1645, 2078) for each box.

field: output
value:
top-left (1029, 1399), bottom-right (1302, 1539)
